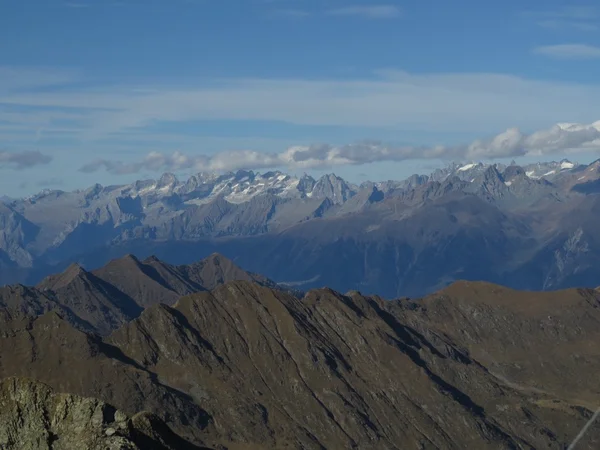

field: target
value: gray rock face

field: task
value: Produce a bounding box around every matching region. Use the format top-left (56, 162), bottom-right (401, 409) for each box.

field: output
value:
top-left (0, 203), bottom-right (38, 267)
top-left (0, 377), bottom-right (201, 450)
top-left (310, 173), bottom-right (356, 204)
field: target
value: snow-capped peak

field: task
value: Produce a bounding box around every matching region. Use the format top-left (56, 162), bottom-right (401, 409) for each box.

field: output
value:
top-left (429, 161), bottom-right (492, 183)
top-left (560, 160), bottom-right (575, 170)
top-left (458, 163), bottom-right (478, 172)
top-left (521, 159), bottom-right (578, 180)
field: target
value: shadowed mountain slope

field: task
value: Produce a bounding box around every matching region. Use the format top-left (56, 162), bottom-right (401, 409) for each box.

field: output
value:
top-left (92, 254), bottom-right (199, 308)
top-left (23, 253), bottom-right (282, 334)
top-left (37, 262), bottom-right (143, 334)
top-left (177, 252), bottom-right (280, 290)
top-left (0, 279), bottom-right (599, 448)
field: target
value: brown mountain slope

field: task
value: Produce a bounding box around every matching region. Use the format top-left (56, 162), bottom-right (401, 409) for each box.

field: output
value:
top-left (92, 254), bottom-right (194, 308)
top-left (106, 282), bottom-right (599, 448)
top-left (92, 253), bottom-right (281, 307)
top-left (0, 283), bottom-right (96, 332)
top-left (28, 253), bottom-right (281, 334)
top-left (0, 284), bottom-right (60, 317)
top-left (395, 281), bottom-right (600, 410)
top-left (0, 377), bottom-right (205, 450)
top-left (177, 252), bottom-right (279, 290)
top-left (37, 263), bottom-right (142, 334)
top-left (1, 280), bottom-right (599, 448)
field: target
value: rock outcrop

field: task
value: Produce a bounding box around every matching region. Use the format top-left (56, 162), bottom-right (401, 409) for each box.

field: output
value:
top-left (0, 377), bottom-right (205, 449)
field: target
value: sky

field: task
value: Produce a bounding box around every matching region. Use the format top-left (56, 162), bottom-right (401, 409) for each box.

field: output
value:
top-left (1, 0), bottom-right (600, 196)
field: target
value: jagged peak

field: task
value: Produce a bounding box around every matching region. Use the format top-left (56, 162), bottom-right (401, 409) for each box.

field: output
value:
top-left (476, 164), bottom-right (504, 182)
top-left (62, 262), bottom-right (86, 277)
top-left (101, 254), bottom-right (143, 271)
top-left (300, 172), bottom-right (316, 181)
top-left (143, 254), bottom-right (162, 264)
top-left (82, 183), bottom-right (104, 198)
top-left (120, 253), bottom-right (140, 263)
top-left (205, 252), bottom-right (232, 263)
top-left (157, 172), bottom-right (179, 186)
top-left (193, 253), bottom-right (246, 274)
top-left (233, 169), bottom-right (257, 180)
top-left (260, 170), bottom-right (285, 179)
top-left (316, 173), bottom-right (344, 184)
top-left (38, 262), bottom-right (88, 291)
top-left (502, 165), bottom-right (526, 180)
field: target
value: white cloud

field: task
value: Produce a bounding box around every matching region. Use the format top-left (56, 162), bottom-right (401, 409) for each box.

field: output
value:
top-left (78, 121), bottom-right (600, 174)
top-left (327, 5), bottom-right (401, 19)
top-left (533, 44), bottom-right (600, 59)
top-left (2, 68), bottom-right (600, 142)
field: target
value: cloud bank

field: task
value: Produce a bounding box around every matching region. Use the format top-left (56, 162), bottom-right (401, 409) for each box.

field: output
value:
top-left (0, 151), bottom-right (53, 170)
top-left (79, 121), bottom-right (600, 175)
top-left (2, 67), bottom-right (600, 147)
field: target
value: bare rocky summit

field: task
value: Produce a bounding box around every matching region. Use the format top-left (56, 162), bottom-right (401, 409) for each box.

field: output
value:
top-left (0, 377), bottom-right (204, 449)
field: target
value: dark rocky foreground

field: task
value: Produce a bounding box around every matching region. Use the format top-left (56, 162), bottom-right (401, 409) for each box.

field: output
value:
top-left (0, 258), bottom-right (599, 449)
top-left (0, 377), bottom-right (205, 449)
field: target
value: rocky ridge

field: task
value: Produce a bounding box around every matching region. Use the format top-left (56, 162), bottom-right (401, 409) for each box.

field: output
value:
top-left (0, 273), bottom-right (599, 448)
top-left (2, 253), bottom-right (282, 334)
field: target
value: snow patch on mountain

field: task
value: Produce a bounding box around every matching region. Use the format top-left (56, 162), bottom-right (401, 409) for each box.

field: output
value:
top-left (458, 163), bottom-right (478, 172)
top-left (561, 161), bottom-right (575, 170)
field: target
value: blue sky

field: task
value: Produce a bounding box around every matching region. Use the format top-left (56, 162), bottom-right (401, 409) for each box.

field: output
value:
top-left (1, 0), bottom-right (600, 195)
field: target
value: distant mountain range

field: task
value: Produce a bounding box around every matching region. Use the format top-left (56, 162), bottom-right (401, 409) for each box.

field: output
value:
top-left (1, 158), bottom-right (600, 297)
top-left (1, 259), bottom-right (600, 448)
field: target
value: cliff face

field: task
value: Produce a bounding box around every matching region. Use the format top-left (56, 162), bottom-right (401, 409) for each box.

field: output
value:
top-left (0, 377), bottom-right (204, 450)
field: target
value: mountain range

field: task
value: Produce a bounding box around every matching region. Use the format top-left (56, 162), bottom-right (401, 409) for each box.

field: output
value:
top-left (1, 158), bottom-right (600, 298)
top-left (2, 253), bottom-right (282, 335)
top-left (1, 254), bottom-right (599, 448)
